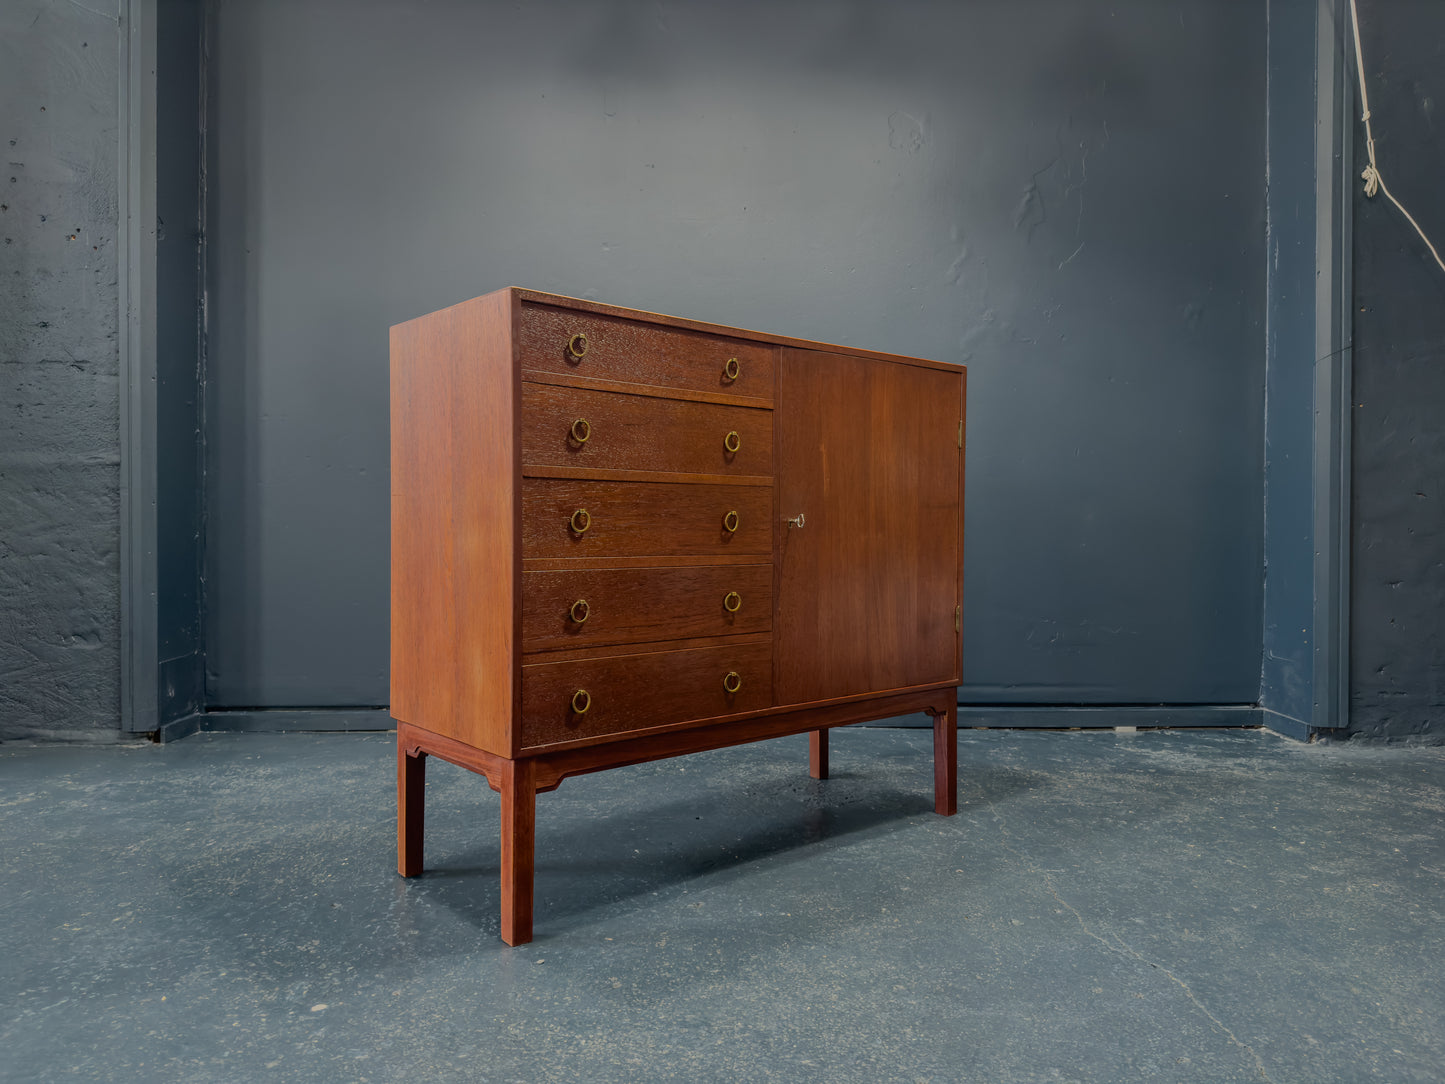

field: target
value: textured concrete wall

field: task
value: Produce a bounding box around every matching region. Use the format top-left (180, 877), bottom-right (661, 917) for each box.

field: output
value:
top-left (0, 0), bottom-right (123, 741)
top-left (1349, 0), bottom-right (1445, 741)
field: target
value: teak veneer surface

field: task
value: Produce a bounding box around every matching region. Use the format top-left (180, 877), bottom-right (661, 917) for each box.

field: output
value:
top-left (521, 478), bottom-right (772, 559)
top-left (519, 301), bottom-right (776, 402)
top-left (520, 640), bottom-right (774, 749)
top-left (521, 563), bottom-right (772, 652)
top-left (521, 383), bottom-right (773, 477)
top-left (391, 287), bottom-right (965, 943)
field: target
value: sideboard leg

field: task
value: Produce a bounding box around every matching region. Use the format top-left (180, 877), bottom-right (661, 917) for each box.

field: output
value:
top-left (500, 758), bottom-right (538, 946)
top-left (397, 741), bottom-right (426, 877)
top-left (932, 700), bottom-right (958, 816)
top-left (809, 728), bottom-right (829, 779)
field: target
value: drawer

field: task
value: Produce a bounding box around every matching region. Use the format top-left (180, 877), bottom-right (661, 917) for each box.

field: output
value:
top-left (522, 564), bottom-right (771, 652)
top-left (522, 479), bottom-right (772, 558)
top-left (519, 303), bottom-right (775, 402)
top-left (521, 641), bottom-right (773, 749)
top-left (522, 384), bottom-right (773, 477)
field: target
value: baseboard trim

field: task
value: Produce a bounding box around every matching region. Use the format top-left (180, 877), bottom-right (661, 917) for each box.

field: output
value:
top-left (152, 708), bottom-right (393, 741)
top-left (951, 704), bottom-right (1262, 729)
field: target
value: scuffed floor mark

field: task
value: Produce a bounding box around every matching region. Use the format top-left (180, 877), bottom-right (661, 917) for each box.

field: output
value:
top-left (991, 811), bottom-right (1278, 1084)
top-left (1057, 241), bottom-right (1085, 271)
top-left (888, 110), bottom-right (925, 154)
top-left (944, 243), bottom-right (970, 285)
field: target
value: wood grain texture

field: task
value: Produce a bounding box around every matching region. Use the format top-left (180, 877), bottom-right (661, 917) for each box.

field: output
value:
top-left (519, 301), bottom-right (776, 402)
top-left (391, 290), bottom-right (518, 755)
top-left (521, 478), bottom-right (772, 559)
top-left (520, 641), bottom-right (773, 749)
top-left (776, 348), bottom-right (963, 704)
top-left (511, 288), bottom-right (963, 373)
top-left (499, 757), bottom-right (537, 945)
top-left (522, 564), bottom-right (771, 652)
top-left (521, 383), bottom-right (773, 477)
top-left (931, 700), bottom-right (958, 816)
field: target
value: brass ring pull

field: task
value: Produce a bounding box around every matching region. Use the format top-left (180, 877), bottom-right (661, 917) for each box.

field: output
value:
top-left (570, 417), bottom-right (591, 444)
top-left (570, 598), bottom-right (590, 624)
top-left (723, 671), bottom-right (742, 694)
top-left (567, 332), bottom-right (588, 360)
top-left (723, 430), bottom-right (741, 454)
top-left (570, 508), bottom-right (591, 534)
top-left (723, 590), bottom-right (742, 613)
top-left (571, 688), bottom-right (591, 714)
top-left (722, 509), bottom-right (739, 533)
top-left (722, 357), bottom-right (740, 382)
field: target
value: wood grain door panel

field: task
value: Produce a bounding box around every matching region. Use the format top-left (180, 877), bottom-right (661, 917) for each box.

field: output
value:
top-left (521, 478), bottom-right (772, 559)
top-left (519, 302), bottom-right (775, 402)
top-left (521, 384), bottom-right (773, 477)
top-left (521, 641), bottom-right (774, 749)
top-left (776, 348), bottom-right (963, 704)
top-left (522, 564), bottom-right (772, 652)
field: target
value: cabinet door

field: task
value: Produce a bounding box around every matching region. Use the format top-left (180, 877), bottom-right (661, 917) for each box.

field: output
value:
top-left (776, 348), bottom-right (963, 704)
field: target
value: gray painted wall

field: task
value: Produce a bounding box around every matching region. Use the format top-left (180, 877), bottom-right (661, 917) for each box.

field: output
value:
top-left (204, 0), bottom-right (1268, 713)
top-left (0, 0), bottom-right (123, 741)
top-left (1349, 0), bottom-right (1445, 741)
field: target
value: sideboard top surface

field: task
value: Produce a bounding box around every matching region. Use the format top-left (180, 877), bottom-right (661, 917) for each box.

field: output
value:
top-left (390, 287), bottom-right (966, 376)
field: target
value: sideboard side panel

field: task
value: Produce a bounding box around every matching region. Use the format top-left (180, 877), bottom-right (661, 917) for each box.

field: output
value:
top-left (391, 290), bottom-right (518, 755)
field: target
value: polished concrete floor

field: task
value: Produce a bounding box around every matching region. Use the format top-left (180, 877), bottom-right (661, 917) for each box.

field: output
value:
top-left (2, 726), bottom-right (1443, 1083)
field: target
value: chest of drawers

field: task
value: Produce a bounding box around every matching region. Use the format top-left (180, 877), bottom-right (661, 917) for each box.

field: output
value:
top-left (391, 288), bottom-right (965, 944)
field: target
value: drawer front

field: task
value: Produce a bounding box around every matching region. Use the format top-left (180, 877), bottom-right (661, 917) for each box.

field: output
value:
top-left (522, 384), bottom-right (773, 477)
top-left (519, 303), bottom-right (775, 402)
top-left (522, 564), bottom-right (772, 652)
top-left (522, 479), bottom-right (772, 558)
top-left (521, 641), bottom-right (773, 749)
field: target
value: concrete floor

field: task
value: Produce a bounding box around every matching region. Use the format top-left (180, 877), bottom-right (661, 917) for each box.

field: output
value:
top-left (2, 727), bottom-right (1443, 1083)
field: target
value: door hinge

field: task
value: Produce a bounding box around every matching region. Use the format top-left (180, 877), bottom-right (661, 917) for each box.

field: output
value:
top-left (957, 420), bottom-right (963, 449)
top-left (955, 605), bottom-right (961, 632)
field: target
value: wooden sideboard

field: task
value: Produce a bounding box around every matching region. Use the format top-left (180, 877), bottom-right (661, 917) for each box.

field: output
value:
top-left (390, 288), bottom-right (965, 944)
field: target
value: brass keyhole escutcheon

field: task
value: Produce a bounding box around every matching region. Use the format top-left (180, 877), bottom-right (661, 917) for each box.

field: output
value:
top-left (570, 417), bottom-right (591, 445)
top-left (722, 357), bottom-right (740, 382)
top-left (723, 590), bottom-right (742, 613)
top-left (571, 688), bottom-right (591, 714)
top-left (723, 430), bottom-right (741, 454)
top-left (722, 671), bottom-right (742, 694)
top-left (566, 332), bottom-right (588, 360)
top-left (722, 509), bottom-right (740, 533)
top-left (570, 508), bottom-right (591, 534)
top-left (570, 598), bottom-right (590, 624)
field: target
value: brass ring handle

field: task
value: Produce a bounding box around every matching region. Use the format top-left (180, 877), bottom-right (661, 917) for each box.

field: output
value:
top-left (722, 357), bottom-right (740, 382)
top-left (570, 417), bottom-right (591, 444)
top-left (567, 332), bottom-right (588, 360)
top-left (723, 590), bottom-right (742, 613)
top-left (722, 509), bottom-right (740, 533)
top-left (723, 671), bottom-right (742, 694)
top-left (570, 508), bottom-right (591, 534)
top-left (723, 430), bottom-right (741, 454)
top-left (570, 598), bottom-right (590, 624)
top-left (571, 688), bottom-right (591, 714)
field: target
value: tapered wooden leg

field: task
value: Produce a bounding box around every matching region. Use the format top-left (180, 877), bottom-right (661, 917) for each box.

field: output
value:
top-left (932, 701), bottom-right (957, 816)
top-left (809, 728), bottom-right (829, 779)
top-left (499, 758), bottom-right (538, 946)
top-left (397, 740), bottom-right (426, 877)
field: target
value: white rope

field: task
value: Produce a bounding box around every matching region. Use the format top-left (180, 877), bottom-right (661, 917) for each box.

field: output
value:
top-left (1349, 0), bottom-right (1445, 274)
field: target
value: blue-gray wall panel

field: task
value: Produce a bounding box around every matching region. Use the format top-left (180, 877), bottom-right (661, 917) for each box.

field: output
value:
top-left (204, 0), bottom-right (1267, 709)
top-left (1348, 0), bottom-right (1445, 741)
